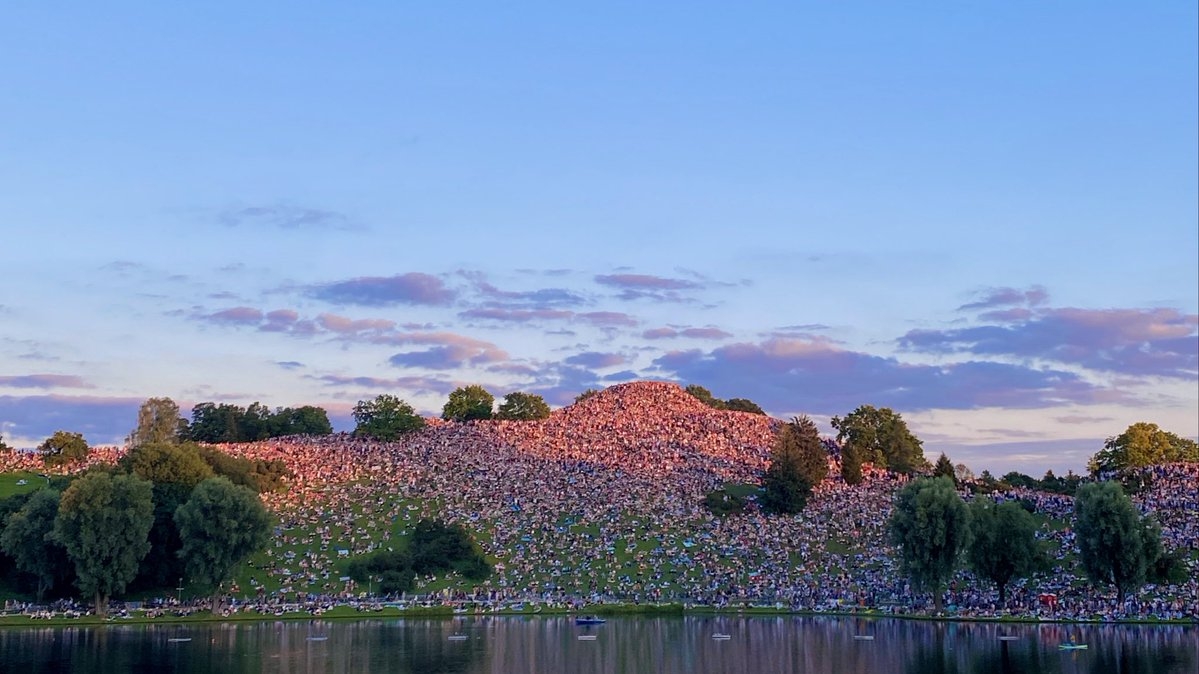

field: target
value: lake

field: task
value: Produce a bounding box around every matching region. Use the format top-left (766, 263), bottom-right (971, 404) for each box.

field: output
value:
top-left (0, 616), bottom-right (1195, 673)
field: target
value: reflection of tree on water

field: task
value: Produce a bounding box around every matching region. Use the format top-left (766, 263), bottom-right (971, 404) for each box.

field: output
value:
top-left (969, 638), bottom-right (1051, 674)
top-left (1085, 633), bottom-right (1194, 674)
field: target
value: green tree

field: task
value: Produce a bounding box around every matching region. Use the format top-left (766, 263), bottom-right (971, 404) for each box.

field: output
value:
top-left (573, 388), bottom-right (601, 404)
top-left (38, 430), bottom-right (90, 467)
top-left (442, 385), bottom-right (495, 422)
top-left (1088, 422), bottom-right (1199, 475)
top-left (496, 391), bottom-right (552, 421)
top-left (0, 490), bottom-right (73, 600)
top-left (724, 398), bottom-right (766, 415)
top-left (270, 405), bottom-right (333, 436)
top-left (933, 453), bottom-right (956, 482)
top-left (353, 395), bottom-right (425, 440)
top-left (1073, 481), bottom-right (1162, 603)
top-left (53, 472), bottom-right (154, 615)
top-left (966, 499), bottom-right (1046, 604)
top-left (887, 476), bottom-right (971, 613)
top-left (762, 416), bottom-right (827, 514)
top-left (840, 442), bottom-right (865, 486)
top-left (175, 477), bottom-right (273, 611)
top-left (120, 442), bottom-right (214, 488)
top-left (832, 405), bottom-right (928, 475)
top-left (684, 384), bottom-right (726, 410)
top-left (127, 397), bottom-right (185, 448)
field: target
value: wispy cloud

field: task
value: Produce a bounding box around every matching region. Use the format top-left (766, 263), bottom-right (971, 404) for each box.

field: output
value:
top-left (218, 203), bottom-right (364, 232)
top-left (957, 285), bottom-right (1049, 311)
top-left (0, 374), bottom-right (93, 390)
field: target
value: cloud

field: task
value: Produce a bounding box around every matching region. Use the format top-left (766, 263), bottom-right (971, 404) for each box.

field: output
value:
top-left (275, 361), bottom-right (305, 370)
top-left (313, 374), bottom-right (456, 396)
top-left (204, 307), bottom-right (264, 325)
top-left (0, 374), bottom-right (92, 390)
top-left (564, 352), bottom-right (628, 369)
top-left (958, 285), bottom-right (1049, 311)
top-left (0, 394), bottom-right (143, 446)
top-left (309, 273), bottom-right (456, 307)
top-left (261, 309), bottom-right (300, 332)
top-left (642, 326), bottom-right (732, 340)
top-left (219, 204), bottom-right (363, 231)
top-left (316, 313), bottom-right (396, 334)
top-left (576, 311), bottom-right (639, 328)
top-left (594, 273), bottom-right (705, 302)
top-left (459, 308), bottom-right (575, 323)
top-left (900, 307), bottom-right (1198, 379)
top-left (380, 332), bottom-right (509, 370)
top-left (651, 336), bottom-right (1116, 416)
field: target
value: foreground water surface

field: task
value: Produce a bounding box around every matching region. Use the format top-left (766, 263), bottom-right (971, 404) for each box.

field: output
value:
top-left (0, 616), bottom-right (1195, 674)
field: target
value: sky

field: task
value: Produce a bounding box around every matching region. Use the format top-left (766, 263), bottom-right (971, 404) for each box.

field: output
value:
top-left (1, 2), bottom-right (1195, 476)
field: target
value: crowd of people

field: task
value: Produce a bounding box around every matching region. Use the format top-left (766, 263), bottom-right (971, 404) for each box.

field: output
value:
top-left (3, 381), bottom-right (1196, 622)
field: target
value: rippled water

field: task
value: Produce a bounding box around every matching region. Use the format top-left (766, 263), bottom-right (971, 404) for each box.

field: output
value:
top-left (1, 616), bottom-right (1195, 673)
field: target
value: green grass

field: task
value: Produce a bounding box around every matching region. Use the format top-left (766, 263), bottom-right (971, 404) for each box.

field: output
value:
top-left (0, 472), bottom-right (45, 499)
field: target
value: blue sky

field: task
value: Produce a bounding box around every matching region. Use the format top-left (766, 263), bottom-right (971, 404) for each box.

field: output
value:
top-left (1, 2), bottom-right (1195, 475)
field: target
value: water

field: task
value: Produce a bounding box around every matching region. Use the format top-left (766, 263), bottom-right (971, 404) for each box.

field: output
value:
top-left (0, 616), bottom-right (1194, 673)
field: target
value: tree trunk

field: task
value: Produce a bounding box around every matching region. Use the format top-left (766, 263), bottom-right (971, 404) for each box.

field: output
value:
top-left (211, 593), bottom-right (221, 614)
top-left (933, 590), bottom-right (944, 614)
top-left (94, 591), bottom-right (106, 617)
top-left (998, 582), bottom-right (1007, 605)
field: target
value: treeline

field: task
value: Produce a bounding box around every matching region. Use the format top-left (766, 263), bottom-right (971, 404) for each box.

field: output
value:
top-left (0, 440), bottom-right (274, 614)
top-left (344, 519), bottom-right (490, 595)
top-left (887, 475), bottom-right (1186, 613)
top-left (182, 402), bottom-right (332, 443)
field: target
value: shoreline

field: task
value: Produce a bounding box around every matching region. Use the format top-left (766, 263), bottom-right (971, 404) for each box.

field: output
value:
top-left (1, 604), bottom-right (1195, 629)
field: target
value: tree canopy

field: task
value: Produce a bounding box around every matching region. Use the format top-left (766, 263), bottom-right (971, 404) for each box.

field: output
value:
top-left (933, 453), bottom-right (956, 483)
top-left (724, 398), bottom-right (766, 415)
top-left (53, 472), bottom-right (155, 615)
top-left (684, 385), bottom-right (768, 415)
top-left (0, 489), bottom-right (72, 600)
top-left (761, 416), bottom-right (828, 515)
top-left (1088, 422), bottom-right (1199, 475)
top-left (496, 391), bottom-right (552, 421)
top-left (966, 499), bottom-right (1046, 604)
top-left (887, 476), bottom-right (970, 613)
top-left (175, 476), bottom-right (273, 610)
top-left (353, 394), bottom-right (425, 440)
top-left (127, 397), bottom-right (185, 448)
top-left (38, 430), bottom-right (90, 467)
top-left (832, 405), bottom-right (927, 476)
top-left (442, 385), bottom-right (495, 422)
top-left (120, 442), bottom-right (214, 488)
top-left (184, 402), bottom-right (333, 443)
top-left (573, 388), bottom-right (601, 404)
top-left (1073, 481), bottom-right (1162, 603)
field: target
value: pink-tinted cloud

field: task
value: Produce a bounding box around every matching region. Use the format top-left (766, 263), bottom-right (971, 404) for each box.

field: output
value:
top-left (459, 308), bottom-right (575, 322)
top-left (377, 331), bottom-right (509, 370)
top-left (314, 374), bottom-right (456, 395)
top-left (958, 285), bottom-right (1049, 311)
top-left (642, 326), bottom-right (732, 340)
top-left (576, 311), bottom-right (639, 328)
top-left (316, 313), bottom-right (396, 334)
top-left (900, 307), bottom-right (1198, 379)
top-left (309, 272), bottom-right (456, 307)
top-left (595, 274), bottom-right (700, 291)
top-left (205, 307), bottom-right (264, 325)
top-left (0, 374), bottom-right (92, 389)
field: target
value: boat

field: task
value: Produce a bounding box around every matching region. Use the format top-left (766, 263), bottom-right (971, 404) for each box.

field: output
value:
top-left (712, 633), bottom-right (731, 640)
top-left (852, 635), bottom-right (875, 641)
top-left (306, 636), bottom-right (328, 642)
top-left (575, 616), bottom-right (607, 626)
top-left (448, 634), bottom-right (469, 641)
top-left (1059, 642), bottom-right (1088, 650)
top-left (167, 638), bottom-right (192, 643)
top-left (578, 635), bottom-right (598, 641)
top-left (998, 636), bottom-right (1019, 641)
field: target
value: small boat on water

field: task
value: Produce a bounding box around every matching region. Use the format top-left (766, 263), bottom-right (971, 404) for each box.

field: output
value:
top-left (448, 634), bottom-right (469, 641)
top-left (712, 633), bottom-right (731, 640)
top-left (1059, 642), bottom-right (1088, 650)
top-left (852, 635), bottom-right (874, 641)
top-left (578, 635), bottom-right (598, 641)
top-left (998, 636), bottom-right (1019, 641)
top-left (306, 636), bottom-right (328, 642)
top-left (575, 616), bottom-right (607, 626)
top-left (167, 638), bottom-right (192, 643)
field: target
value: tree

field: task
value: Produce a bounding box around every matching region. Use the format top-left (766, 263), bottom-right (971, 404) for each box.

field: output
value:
top-left (887, 476), bottom-right (971, 613)
top-left (496, 392), bottom-right (551, 421)
top-left (53, 472), bottom-right (154, 615)
top-left (684, 384), bottom-right (726, 410)
top-left (175, 476), bottom-right (273, 611)
top-left (573, 388), bottom-right (601, 404)
top-left (833, 405), bottom-right (927, 475)
top-left (353, 395), bottom-right (425, 440)
top-left (0, 433), bottom-right (11, 452)
top-left (270, 405), bottom-right (333, 436)
top-left (1073, 481), bottom-right (1162, 603)
top-left (954, 463), bottom-right (975, 484)
top-left (38, 430), bottom-right (90, 467)
top-left (933, 454), bottom-right (956, 483)
top-left (966, 499), bottom-right (1046, 604)
top-left (442, 385), bottom-right (494, 422)
top-left (120, 442), bottom-right (214, 488)
top-left (1088, 422), bottom-right (1199, 475)
top-left (761, 416), bottom-right (827, 514)
top-left (724, 398), bottom-right (766, 415)
top-left (840, 442), bottom-right (865, 486)
top-left (0, 490), bottom-right (73, 600)
top-left (127, 397), bottom-right (185, 448)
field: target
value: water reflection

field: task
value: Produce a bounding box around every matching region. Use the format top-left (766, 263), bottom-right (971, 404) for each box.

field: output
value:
top-left (0, 616), bottom-right (1194, 674)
